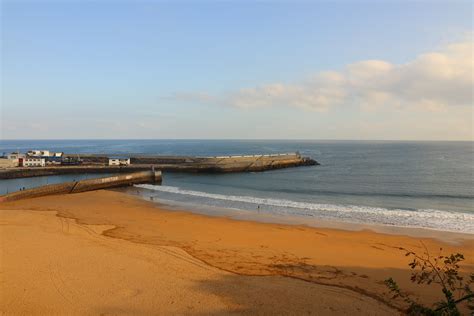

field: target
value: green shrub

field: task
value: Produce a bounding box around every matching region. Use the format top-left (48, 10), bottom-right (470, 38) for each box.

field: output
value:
top-left (385, 244), bottom-right (473, 315)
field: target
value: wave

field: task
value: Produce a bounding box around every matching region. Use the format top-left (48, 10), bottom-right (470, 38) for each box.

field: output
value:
top-left (243, 187), bottom-right (474, 200)
top-left (185, 180), bottom-right (474, 200)
top-left (136, 184), bottom-right (474, 234)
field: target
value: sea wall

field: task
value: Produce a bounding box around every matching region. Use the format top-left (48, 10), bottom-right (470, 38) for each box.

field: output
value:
top-left (0, 165), bottom-right (152, 179)
top-left (0, 170), bottom-right (162, 202)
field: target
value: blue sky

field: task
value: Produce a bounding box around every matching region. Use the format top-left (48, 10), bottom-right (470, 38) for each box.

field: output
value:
top-left (1, 1), bottom-right (473, 140)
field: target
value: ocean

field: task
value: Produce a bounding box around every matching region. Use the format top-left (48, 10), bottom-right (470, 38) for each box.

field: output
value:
top-left (1, 140), bottom-right (473, 234)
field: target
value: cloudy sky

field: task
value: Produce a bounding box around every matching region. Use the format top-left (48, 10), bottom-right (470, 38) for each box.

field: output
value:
top-left (1, 1), bottom-right (473, 140)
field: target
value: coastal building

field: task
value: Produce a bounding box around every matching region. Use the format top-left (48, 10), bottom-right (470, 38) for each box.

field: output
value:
top-left (26, 150), bottom-right (63, 158)
top-left (7, 152), bottom-right (25, 160)
top-left (45, 156), bottom-right (62, 165)
top-left (2, 152), bottom-right (24, 168)
top-left (45, 151), bottom-right (64, 165)
top-left (0, 158), bottom-right (19, 168)
top-left (108, 157), bottom-right (131, 166)
top-left (27, 150), bottom-right (42, 156)
top-left (61, 156), bottom-right (82, 165)
top-left (23, 158), bottom-right (46, 167)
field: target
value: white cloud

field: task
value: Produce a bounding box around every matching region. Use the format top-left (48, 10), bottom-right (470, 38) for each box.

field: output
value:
top-left (176, 40), bottom-right (473, 112)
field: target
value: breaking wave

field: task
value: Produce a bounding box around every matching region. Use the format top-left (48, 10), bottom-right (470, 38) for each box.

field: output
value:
top-left (136, 184), bottom-right (474, 234)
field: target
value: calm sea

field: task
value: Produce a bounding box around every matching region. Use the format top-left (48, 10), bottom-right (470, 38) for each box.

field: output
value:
top-left (1, 140), bottom-right (473, 233)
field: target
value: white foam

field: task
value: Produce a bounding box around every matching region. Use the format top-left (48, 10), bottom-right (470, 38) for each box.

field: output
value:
top-left (136, 184), bottom-right (474, 234)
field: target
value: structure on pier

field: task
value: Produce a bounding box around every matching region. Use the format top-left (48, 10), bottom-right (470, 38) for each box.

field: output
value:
top-left (0, 153), bottom-right (319, 179)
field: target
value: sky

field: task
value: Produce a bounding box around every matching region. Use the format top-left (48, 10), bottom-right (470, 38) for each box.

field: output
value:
top-left (1, 0), bottom-right (473, 140)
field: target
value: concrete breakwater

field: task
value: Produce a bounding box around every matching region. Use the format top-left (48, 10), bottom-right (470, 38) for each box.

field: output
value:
top-left (0, 170), bottom-right (162, 202)
top-left (0, 153), bottom-right (318, 179)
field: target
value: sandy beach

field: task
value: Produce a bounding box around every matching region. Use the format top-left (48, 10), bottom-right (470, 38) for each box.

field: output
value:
top-left (1, 190), bottom-right (473, 315)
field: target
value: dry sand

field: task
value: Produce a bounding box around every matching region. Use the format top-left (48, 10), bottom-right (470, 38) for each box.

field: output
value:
top-left (1, 190), bottom-right (473, 315)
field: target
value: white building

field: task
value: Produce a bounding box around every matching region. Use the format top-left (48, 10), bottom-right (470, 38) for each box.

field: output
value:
top-left (7, 152), bottom-right (25, 160)
top-left (27, 150), bottom-right (42, 156)
top-left (27, 150), bottom-right (58, 157)
top-left (108, 158), bottom-right (130, 166)
top-left (23, 158), bottom-right (46, 167)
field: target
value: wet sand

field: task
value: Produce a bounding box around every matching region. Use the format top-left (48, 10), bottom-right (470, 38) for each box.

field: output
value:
top-left (1, 190), bottom-right (473, 315)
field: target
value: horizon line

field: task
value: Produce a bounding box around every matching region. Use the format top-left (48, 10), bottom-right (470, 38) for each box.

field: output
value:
top-left (1, 138), bottom-right (473, 142)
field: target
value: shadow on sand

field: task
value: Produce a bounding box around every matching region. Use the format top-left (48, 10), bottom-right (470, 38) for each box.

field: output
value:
top-left (190, 271), bottom-right (399, 315)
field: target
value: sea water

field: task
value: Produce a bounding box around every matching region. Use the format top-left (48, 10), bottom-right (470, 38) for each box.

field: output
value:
top-left (1, 140), bottom-right (473, 233)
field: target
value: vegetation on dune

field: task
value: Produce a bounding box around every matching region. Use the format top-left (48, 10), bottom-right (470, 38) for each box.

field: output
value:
top-left (385, 244), bottom-right (473, 315)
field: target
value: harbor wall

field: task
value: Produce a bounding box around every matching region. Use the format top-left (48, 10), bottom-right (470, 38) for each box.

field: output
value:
top-left (0, 153), bottom-right (318, 179)
top-left (0, 170), bottom-right (162, 202)
top-left (0, 165), bottom-right (152, 179)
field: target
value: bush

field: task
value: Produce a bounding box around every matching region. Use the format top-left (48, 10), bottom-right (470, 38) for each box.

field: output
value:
top-left (385, 243), bottom-right (473, 315)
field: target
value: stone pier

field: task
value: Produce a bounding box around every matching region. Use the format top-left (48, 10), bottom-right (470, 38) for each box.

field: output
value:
top-left (0, 170), bottom-right (162, 202)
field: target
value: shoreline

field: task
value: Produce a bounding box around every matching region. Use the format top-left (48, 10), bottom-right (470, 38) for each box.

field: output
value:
top-left (1, 190), bottom-right (473, 314)
top-left (3, 172), bottom-right (472, 235)
top-left (119, 186), bottom-right (474, 244)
